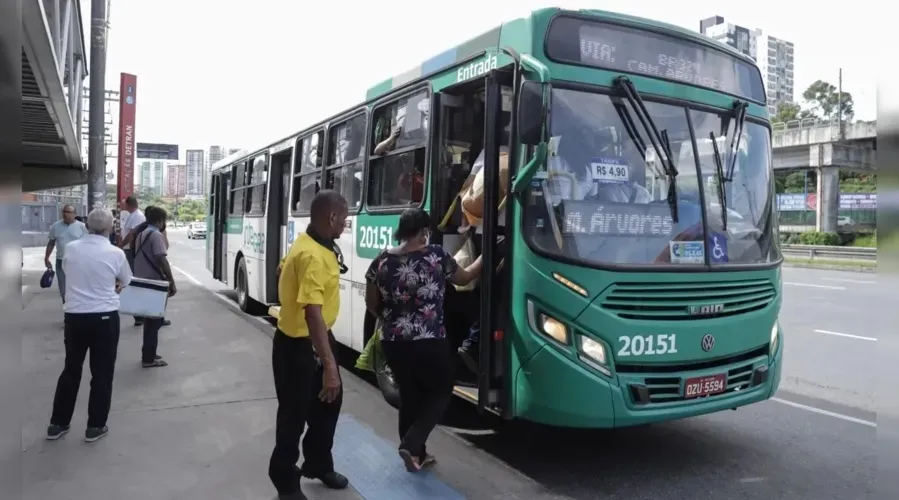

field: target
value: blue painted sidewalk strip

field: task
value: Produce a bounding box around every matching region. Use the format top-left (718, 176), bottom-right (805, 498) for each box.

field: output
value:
top-left (332, 415), bottom-right (466, 500)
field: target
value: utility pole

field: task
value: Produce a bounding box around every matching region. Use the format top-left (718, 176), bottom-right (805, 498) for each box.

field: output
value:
top-left (86, 0), bottom-right (109, 210)
top-left (837, 68), bottom-right (844, 141)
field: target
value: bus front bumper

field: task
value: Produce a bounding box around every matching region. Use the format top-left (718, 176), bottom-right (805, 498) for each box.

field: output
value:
top-left (513, 340), bottom-right (783, 429)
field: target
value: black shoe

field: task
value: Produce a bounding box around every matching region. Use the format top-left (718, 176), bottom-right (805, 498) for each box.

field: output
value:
top-left (84, 426), bottom-right (108, 442)
top-left (134, 320), bottom-right (143, 327)
top-left (300, 469), bottom-right (349, 490)
top-left (458, 346), bottom-right (478, 374)
top-left (162, 319), bottom-right (171, 327)
top-left (46, 424), bottom-right (70, 440)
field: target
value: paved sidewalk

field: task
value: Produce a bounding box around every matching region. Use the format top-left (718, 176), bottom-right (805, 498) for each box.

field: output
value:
top-left (18, 271), bottom-right (556, 500)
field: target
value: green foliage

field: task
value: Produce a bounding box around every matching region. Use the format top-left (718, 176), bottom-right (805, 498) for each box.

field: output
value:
top-left (771, 79), bottom-right (855, 125)
top-left (104, 185), bottom-right (207, 222)
top-left (801, 80), bottom-right (854, 122)
top-left (797, 231), bottom-right (841, 246)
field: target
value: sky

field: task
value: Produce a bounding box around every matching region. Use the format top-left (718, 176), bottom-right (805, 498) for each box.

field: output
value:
top-left (79, 0), bottom-right (879, 156)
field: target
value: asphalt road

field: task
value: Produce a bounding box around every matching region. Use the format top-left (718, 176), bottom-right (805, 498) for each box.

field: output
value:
top-left (24, 230), bottom-right (886, 499)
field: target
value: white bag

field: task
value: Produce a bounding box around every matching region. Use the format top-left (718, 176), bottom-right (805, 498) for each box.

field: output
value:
top-left (119, 277), bottom-right (169, 318)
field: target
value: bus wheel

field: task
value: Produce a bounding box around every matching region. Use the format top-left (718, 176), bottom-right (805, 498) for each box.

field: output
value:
top-left (373, 346), bottom-right (401, 409)
top-left (236, 258), bottom-right (261, 314)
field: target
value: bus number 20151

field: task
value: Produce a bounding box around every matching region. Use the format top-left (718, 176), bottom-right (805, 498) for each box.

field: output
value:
top-left (618, 334), bottom-right (678, 356)
top-left (359, 226), bottom-right (393, 250)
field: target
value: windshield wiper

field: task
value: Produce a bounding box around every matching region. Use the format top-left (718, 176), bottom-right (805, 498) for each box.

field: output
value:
top-left (709, 131), bottom-right (729, 231)
top-left (615, 76), bottom-right (678, 223)
top-left (725, 100), bottom-right (749, 181)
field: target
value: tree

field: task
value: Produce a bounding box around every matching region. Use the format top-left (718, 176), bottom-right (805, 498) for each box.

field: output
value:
top-left (802, 80), bottom-right (854, 122)
top-left (772, 102), bottom-right (815, 123)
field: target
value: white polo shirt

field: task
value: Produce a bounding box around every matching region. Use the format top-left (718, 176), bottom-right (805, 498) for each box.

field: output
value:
top-left (62, 234), bottom-right (133, 314)
top-left (121, 209), bottom-right (146, 250)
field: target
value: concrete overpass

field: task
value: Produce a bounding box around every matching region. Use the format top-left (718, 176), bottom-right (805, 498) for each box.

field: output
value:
top-left (771, 118), bottom-right (877, 232)
top-left (772, 118), bottom-right (877, 171)
top-left (21, 0), bottom-right (89, 192)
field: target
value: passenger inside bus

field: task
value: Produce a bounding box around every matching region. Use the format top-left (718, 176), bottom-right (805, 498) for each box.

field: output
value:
top-left (373, 127), bottom-right (425, 205)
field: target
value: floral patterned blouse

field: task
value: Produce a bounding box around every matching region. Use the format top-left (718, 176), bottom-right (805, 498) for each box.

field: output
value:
top-left (365, 245), bottom-right (459, 342)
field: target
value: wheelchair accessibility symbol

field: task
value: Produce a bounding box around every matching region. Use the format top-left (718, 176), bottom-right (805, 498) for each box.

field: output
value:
top-left (708, 233), bottom-right (728, 263)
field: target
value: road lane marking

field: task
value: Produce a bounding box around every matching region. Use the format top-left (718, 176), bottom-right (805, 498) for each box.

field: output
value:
top-left (172, 265), bottom-right (202, 286)
top-left (771, 398), bottom-right (876, 428)
top-left (813, 329), bottom-right (877, 342)
top-left (822, 277), bottom-right (877, 285)
top-left (784, 282), bottom-right (846, 290)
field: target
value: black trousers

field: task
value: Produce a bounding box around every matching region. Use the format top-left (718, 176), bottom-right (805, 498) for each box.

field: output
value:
top-left (50, 311), bottom-right (121, 429)
top-left (268, 329), bottom-right (342, 496)
top-left (381, 337), bottom-right (454, 460)
top-left (142, 317), bottom-right (163, 363)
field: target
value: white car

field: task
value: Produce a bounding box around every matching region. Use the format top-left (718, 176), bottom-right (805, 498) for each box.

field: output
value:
top-left (187, 222), bottom-right (207, 239)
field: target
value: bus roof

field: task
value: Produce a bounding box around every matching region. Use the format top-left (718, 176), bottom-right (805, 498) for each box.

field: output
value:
top-left (365, 7), bottom-right (757, 102)
top-left (210, 7), bottom-right (761, 174)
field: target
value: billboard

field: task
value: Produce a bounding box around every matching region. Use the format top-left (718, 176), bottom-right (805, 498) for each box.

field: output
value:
top-left (117, 73), bottom-right (137, 202)
top-left (136, 142), bottom-right (180, 160)
top-left (776, 193), bottom-right (877, 211)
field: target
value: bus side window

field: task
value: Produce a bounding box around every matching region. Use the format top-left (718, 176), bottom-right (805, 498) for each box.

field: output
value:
top-left (230, 162), bottom-right (247, 216)
top-left (246, 155), bottom-right (268, 216)
top-left (368, 90), bottom-right (428, 209)
top-left (291, 131), bottom-right (323, 214)
top-left (325, 115), bottom-right (365, 210)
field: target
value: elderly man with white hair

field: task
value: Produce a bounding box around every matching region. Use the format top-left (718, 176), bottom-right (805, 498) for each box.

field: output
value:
top-left (46, 208), bottom-right (132, 443)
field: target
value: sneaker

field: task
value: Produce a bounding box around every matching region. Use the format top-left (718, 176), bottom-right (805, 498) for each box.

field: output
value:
top-left (46, 424), bottom-right (70, 440)
top-left (84, 426), bottom-right (108, 442)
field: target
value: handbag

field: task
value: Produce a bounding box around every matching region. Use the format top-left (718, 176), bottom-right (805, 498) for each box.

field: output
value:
top-left (40, 268), bottom-right (55, 288)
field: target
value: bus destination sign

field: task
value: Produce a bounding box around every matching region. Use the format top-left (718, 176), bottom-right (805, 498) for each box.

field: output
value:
top-left (545, 17), bottom-right (766, 103)
top-left (559, 200), bottom-right (675, 237)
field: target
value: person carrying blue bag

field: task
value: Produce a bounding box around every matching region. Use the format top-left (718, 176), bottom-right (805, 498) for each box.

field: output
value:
top-left (44, 204), bottom-right (86, 305)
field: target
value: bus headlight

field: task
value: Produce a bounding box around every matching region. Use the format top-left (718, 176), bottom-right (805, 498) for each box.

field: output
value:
top-left (527, 300), bottom-right (569, 345)
top-left (579, 335), bottom-right (611, 376)
top-left (770, 321), bottom-right (779, 356)
top-left (580, 336), bottom-right (607, 364)
top-left (538, 313), bottom-right (568, 344)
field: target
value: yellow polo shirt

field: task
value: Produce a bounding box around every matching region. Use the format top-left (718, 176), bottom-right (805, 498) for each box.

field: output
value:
top-left (277, 233), bottom-right (340, 338)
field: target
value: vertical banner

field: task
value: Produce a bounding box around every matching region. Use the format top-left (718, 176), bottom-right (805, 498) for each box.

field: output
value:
top-left (117, 73), bottom-right (137, 202)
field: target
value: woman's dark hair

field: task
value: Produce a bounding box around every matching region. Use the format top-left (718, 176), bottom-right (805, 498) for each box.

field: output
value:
top-left (394, 207), bottom-right (430, 242)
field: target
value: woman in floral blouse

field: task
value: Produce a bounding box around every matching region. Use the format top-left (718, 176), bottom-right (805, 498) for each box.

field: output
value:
top-left (364, 207), bottom-right (482, 472)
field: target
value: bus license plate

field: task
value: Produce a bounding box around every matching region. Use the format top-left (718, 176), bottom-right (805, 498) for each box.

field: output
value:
top-left (684, 374), bottom-right (726, 399)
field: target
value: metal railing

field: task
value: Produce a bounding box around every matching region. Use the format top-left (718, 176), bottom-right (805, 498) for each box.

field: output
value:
top-left (771, 118), bottom-right (877, 148)
top-left (781, 244), bottom-right (876, 261)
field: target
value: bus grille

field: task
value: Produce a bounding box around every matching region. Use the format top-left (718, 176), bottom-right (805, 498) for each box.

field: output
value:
top-left (600, 279), bottom-right (776, 321)
top-left (631, 361), bottom-right (757, 405)
top-left (620, 347), bottom-right (769, 406)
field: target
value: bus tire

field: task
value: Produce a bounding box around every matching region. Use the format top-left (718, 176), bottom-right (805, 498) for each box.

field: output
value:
top-left (236, 257), bottom-right (263, 314)
top-left (373, 345), bottom-right (401, 409)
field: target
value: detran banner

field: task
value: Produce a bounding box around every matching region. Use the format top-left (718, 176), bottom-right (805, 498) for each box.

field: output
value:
top-left (117, 73), bottom-right (137, 202)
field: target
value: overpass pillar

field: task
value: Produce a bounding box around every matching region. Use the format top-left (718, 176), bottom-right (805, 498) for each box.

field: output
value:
top-left (815, 166), bottom-right (840, 233)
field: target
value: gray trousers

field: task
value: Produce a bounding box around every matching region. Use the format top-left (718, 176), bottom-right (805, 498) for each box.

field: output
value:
top-left (56, 258), bottom-right (66, 302)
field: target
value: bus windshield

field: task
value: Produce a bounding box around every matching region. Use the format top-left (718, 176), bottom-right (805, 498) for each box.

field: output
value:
top-left (523, 87), bottom-right (779, 267)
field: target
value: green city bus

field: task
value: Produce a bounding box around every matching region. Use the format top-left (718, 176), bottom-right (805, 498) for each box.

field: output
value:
top-left (207, 7), bottom-right (783, 428)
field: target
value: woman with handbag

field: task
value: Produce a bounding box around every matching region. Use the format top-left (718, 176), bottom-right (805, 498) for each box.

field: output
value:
top-left (364, 208), bottom-right (483, 472)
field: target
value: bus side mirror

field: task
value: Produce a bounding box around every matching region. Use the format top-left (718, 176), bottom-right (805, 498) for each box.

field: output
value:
top-left (517, 81), bottom-right (547, 146)
top-left (513, 81), bottom-right (550, 195)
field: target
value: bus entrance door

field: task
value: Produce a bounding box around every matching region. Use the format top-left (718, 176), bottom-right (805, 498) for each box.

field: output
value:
top-left (211, 172), bottom-right (228, 282)
top-left (476, 71), bottom-right (510, 415)
top-left (264, 147), bottom-right (293, 303)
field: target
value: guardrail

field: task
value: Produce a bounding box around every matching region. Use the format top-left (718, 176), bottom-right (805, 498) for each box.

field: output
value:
top-left (781, 244), bottom-right (876, 261)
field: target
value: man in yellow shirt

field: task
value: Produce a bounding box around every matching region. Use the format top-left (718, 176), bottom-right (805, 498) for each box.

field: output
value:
top-left (268, 190), bottom-right (349, 500)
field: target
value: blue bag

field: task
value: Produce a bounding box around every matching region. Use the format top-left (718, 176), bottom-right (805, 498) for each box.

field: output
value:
top-left (40, 268), bottom-right (55, 289)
